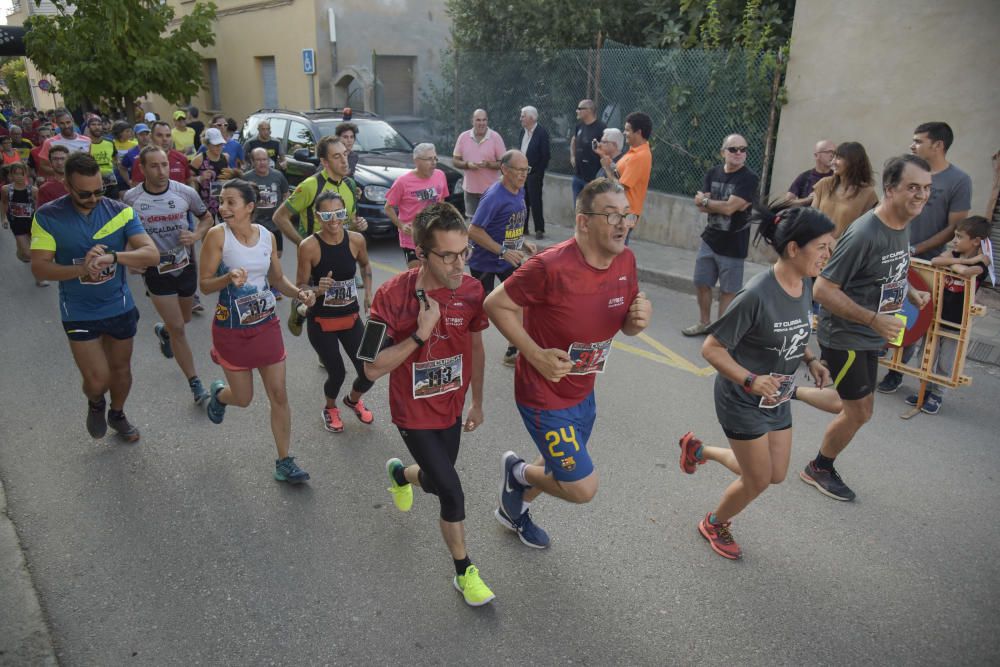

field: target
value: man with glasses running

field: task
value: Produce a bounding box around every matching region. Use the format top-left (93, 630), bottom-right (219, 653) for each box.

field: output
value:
top-left (30, 153), bottom-right (159, 441)
top-left (385, 142), bottom-right (449, 269)
top-left (485, 178), bottom-right (651, 549)
top-left (683, 133), bottom-right (759, 337)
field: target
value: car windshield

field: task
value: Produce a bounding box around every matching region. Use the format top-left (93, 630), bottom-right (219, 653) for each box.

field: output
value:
top-left (315, 120), bottom-right (412, 153)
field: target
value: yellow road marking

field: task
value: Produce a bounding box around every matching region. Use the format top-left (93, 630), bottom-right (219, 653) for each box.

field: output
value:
top-left (367, 258), bottom-right (714, 377)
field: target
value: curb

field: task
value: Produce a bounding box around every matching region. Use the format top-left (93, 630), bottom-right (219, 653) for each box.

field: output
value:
top-left (0, 479), bottom-right (58, 666)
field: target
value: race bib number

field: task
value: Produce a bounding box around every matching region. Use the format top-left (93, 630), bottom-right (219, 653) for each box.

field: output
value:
top-left (73, 257), bottom-right (116, 285)
top-left (878, 279), bottom-right (906, 314)
top-left (234, 290), bottom-right (276, 326)
top-left (323, 278), bottom-right (357, 307)
top-left (257, 185), bottom-right (278, 208)
top-left (502, 235), bottom-right (524, 252)
top-left (567, 339), bottom-right (612, 375)
top-left (157, 245), bottom-right (190, 274)
top-left (759, 373), bottom-right (796, 409)
top-left (412, 354), bottom-right (463, 399)
top-left (9, 201), bottom-right (32, 218)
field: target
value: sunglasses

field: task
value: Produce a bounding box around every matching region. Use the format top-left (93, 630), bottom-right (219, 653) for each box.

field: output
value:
top-left (72, 186), bottom-right (106, 199)
top-left (725, 146), bottom-right (749, 154)
top-left (317, 209), bottom-right (348, 222)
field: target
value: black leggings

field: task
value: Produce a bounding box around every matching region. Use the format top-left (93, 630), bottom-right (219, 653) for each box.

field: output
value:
top-left (306, 316), bottom-right (374, 400)
top-left (398, 420), bottom-right (465, 522)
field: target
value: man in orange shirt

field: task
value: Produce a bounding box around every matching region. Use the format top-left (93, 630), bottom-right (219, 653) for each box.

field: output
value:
top-left (602, 112), bottom-right (652, 242)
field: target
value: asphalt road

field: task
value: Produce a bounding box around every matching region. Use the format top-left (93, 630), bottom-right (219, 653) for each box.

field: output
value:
top-left (1, 229), bottom-right (998, 666)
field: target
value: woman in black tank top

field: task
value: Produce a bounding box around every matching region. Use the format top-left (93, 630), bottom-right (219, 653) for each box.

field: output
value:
top-left (295, 191), bottom-right (375, 433)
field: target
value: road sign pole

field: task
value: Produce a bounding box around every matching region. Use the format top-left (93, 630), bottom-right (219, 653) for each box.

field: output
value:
top-left (309, 74), bottom-right (316, 111)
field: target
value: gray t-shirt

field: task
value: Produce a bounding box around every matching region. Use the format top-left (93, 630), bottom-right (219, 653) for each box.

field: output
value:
top-left (818, 210), bottom-right (910, 351)
top-left (243, 168), bottom-right (289, 232)
top-left (908, 163), bottom-right (972, 259)
top-left (708, 269), bottom-right (812, 435)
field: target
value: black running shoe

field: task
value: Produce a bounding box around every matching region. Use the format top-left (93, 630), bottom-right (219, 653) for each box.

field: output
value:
top-left (108, 412), bottom-right (140, 443)
top-left (799, 462), bottom-right (855, 501)
top-left (86, 399), bottom-right (107, 439)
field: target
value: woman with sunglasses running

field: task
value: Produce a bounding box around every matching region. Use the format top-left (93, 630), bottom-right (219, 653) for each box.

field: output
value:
top-left (678, 204), bottom-right (837, 560)
top-left (295, 191), bottom-right (376, 433)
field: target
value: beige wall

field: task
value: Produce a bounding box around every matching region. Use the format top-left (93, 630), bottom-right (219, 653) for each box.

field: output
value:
top-left (771, 0), bottom-right (1000, 214)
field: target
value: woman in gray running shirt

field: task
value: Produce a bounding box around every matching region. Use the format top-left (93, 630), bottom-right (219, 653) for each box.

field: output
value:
top-left (678, 204), bottom-right (839, 560)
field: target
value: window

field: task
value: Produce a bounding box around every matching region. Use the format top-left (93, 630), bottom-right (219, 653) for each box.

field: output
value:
top-left (374, 55), bottom-right (416, 116)
top-left (205, 59), bottom-right (221, 110)
top-left (258, 57), bottom-right (278, 108)
top-left (287, 120), bottom-right (315, 154)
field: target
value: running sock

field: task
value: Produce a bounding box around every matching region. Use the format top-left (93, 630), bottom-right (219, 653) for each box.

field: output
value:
top-left (512, 461), bottom-right (529, 486)
top-left (708, 513), bottom-right (719, 525)
top-left (391, 464), bottom-right (408, 487)
top-left (454, 556), bottom-right (472, 576)
top-left (108, 408), bottom-right (124, 420)
top-left (188, 376), bottom-right (200, 387)
top-left (344, 395), bottom-right (358, 407)
top-left (814, 453), bottom-right (835, 470)
top-left (790, 386), bottom-right (799, 400)
top-left (694, 444), bottom-right (704, 461)
top-left (88, 398), bottom-right (105, 409)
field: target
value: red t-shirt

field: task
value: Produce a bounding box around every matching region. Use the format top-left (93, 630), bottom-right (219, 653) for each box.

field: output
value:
top-left (131, 149), bottom-right (191, 185)
top-left (369, 269), bottom-right (488, 430)
top-left (504, 238), bottom-right (638, 410)
top-left (37, 180), bottom-right (68, 206)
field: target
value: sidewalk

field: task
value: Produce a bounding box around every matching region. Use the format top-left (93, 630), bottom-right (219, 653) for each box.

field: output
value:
top-left (533, 221), bottom-right (1000, 367)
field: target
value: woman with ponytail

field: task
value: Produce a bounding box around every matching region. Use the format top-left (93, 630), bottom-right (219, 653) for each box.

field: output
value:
top-left (677, 203), bottom-right (841, 560)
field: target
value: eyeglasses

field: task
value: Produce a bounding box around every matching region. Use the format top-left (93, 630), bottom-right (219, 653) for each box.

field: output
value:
top-left (317, 209), bottom-right (349, 222)
top-left (415, 156), bottom-right (438, 162)
top-left (584, 211), bottom-right (639, 227)
top-left (725, 146), bottom-right (749, 154)
top-left (504, 165), bottom-right (531, 174)
top-left (426, 247), bottom-right (472, 265)
top-left (71, 185), bottom-right (106, 199)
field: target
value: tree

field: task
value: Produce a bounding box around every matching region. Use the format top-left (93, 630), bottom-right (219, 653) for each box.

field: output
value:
top-left (0, 57), bottom-right (32, 108)
top-left (24, 0), bottom-right (216, 116)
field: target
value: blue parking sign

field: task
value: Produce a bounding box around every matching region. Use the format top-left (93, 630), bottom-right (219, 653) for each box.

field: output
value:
top-left (302, 49), bottom-right (316, 75)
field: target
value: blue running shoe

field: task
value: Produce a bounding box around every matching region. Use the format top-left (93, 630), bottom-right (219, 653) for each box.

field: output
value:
top-left (921, 392), bottom-right (942, 415)
top-left (190, 378), bottom-right (210, 405)
top-left (274, 456), bottom-right (310, 484)
top-left (495, 507), bottom-right (550, 549)
top-left (499, 451), bottom-right (525, 522)
top-left (206, 380), bottom-right (226, 424)
top-left (154, 323), bottom-right (173, 359)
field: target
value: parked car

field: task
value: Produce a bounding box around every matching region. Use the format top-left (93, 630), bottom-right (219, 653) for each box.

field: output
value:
top-left (241, 108), bottom-right (464, 238)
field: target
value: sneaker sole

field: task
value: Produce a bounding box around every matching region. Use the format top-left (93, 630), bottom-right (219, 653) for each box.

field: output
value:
top-left (452, 577), bottom-right (495, 607)
top-left (273, 472), bottom-right (310, 484)
top-left (678, 431), bottom-right (699, 474)
top-left (798, 470), bottom-right (854, 501)
top-left (920, 405), bottom-right (940, 415)
top-left (323, 422), bottom-right (345, 433)
top-left (876, 383), bottom-right (900, 394)
top-left (493, 508), bottom-right (548, 550)
top-left (697, 521), bottom-right (741, 560)
top-left (109, 425), bottom-right (140, 443)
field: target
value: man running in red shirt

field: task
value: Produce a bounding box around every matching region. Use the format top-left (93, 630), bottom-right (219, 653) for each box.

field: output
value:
top-left (37, 145), bottom-right (70, 206)
top-left (485, 178), bottom-right (652, 548)
top-left (365, 202), bottom-right (495, 607)
top-left (131, 121), bottom-right (192, 185)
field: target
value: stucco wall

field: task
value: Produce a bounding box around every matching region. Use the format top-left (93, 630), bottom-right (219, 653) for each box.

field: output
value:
top-left (771, 0), bottom-right (1000, 215)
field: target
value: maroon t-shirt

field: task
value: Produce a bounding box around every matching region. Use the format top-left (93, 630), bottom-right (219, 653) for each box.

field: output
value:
top-left (37, 180), bottom-right (68, 206)
top-left (504, 238), bottom-right (638, 410)
top-left (369, 269), bottom-right (488, 430)
top-left (131, 149), bottom-right (191, 185)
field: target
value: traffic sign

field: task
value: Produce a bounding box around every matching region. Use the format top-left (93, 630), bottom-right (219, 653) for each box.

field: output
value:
top-left (38, 78), bottom-right (51, 92)
top-left (302, 49), bottom-right (315, 75)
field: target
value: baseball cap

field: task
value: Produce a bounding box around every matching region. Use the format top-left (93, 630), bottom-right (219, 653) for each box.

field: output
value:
top-left (133, 123), bottom-right (150, 134)
top-left (205, 127), bottom-right (226, 145)
top-left (173, 110), bottom-right (187, 120)
top-left (144, 111), bottom-right (157, 122)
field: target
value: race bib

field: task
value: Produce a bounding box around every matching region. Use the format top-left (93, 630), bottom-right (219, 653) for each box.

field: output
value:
top-left (568, 339), bottom-right (612, 375)
top-left (257, 184), bottom-right (278, 208)
top-left (759, 373), bottom-right (796, 409)
top-left (412, 354), bottom-right (463, 399)
top-left (502, 235), bottom-right (524, 252)
top-left (234, 289), bottom-right (276, 326)
top-left (73, 257), bottom-right (116, 285)
top-left (878, 279), bottom-right (906, 314)
top-left (157, 245), bottom-right (189, 274)
top-left (9, 201), bottom-right (32, 218)
top-left (323, 278), bottom-right (357, 307)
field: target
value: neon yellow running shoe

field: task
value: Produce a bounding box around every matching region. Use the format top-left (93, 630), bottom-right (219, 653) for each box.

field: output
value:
top-left (385, 458), bottom-right (413, 512)
top-left (453, 565), bottom-right (495, 607)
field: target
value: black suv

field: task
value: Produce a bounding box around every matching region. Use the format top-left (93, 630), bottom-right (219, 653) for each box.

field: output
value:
top-left (241, 108), bottom-right (464, 238)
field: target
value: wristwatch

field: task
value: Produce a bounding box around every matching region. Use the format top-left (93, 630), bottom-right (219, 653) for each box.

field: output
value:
top-left (410, 332), bottom-right (425, 347)
top-left (110, 250), bottom-right (118, 264)
top-left (700, 196), bottom-right (711, 207)
top-left (742, 373), bottom-right (756, 393)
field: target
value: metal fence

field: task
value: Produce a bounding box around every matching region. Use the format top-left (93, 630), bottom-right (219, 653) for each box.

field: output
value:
top-left (422, 43), bottom-right (781, 198)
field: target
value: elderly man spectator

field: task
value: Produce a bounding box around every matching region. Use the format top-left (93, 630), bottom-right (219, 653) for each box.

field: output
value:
top-left (453, 108), bottom-right (505, 218)
top-left (335, 122), bottom-right (360, 177)
top-left (519, 106), bottom-right (551, 239)
top-left (606, 112), bottom-right (653, 224)
top-left (244, 119), bottom-right (286, 171)
top-left (569, 99), bottom-right (606, 202)
top-left (9, 124), bottom-right (33, 161)
top-left (595, 128), bottom-right (626, 179)
top-left (785, 139), bottom-right (836, 207)
top-left (683, 133), bottom-right (759, 336)
top-left (385, 142), bottom-right (449, 269)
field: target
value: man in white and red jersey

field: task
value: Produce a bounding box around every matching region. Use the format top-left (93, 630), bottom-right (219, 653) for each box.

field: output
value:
top-left (485, 178), bottom-right (652, 548)
top-left (131, 121), bottom-right (192, 185)
top-left (38, 109), bottom-right (91, 177)
top-left (122, 145), bottom-right (214, 405)
top-left (364, 202), bottom-right (495, 608)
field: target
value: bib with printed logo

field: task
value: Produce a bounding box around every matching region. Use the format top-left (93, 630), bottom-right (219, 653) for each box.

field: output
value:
top-left (73, 257), bottom-right (117, 285)
top-left (158, 245), bottom-right (190, 274)
top-left (235, 289), bottom-right (276, 326)
top-left (759, 373), bottom-right (796, 409)
top-left (567, 339), bottom-right (612, 375)
top-left (323, 278), bottom-right (358, 307)
top-left (412, 354), bottom-right (463, 399)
